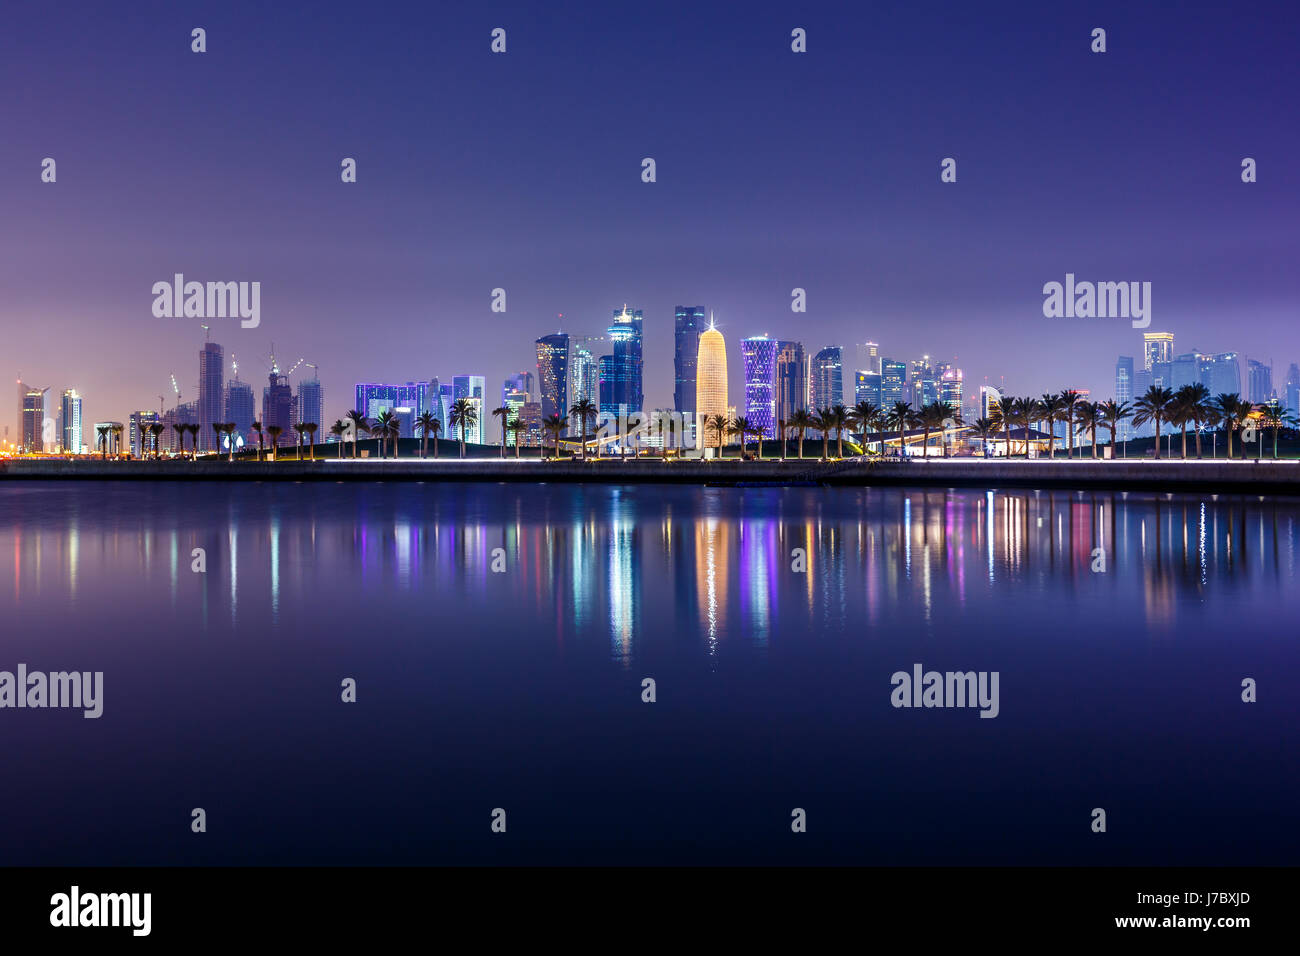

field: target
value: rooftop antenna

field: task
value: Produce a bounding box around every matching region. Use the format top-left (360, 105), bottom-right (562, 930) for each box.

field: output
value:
top-left (231, 353), bottom-right (239, 379)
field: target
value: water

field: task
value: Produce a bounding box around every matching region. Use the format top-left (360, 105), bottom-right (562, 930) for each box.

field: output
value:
top-left (1, 481), bottom-right (1296, 865)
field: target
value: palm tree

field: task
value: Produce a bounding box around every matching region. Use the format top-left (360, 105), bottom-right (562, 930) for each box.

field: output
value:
top-left (148, 422), bottom-right (163, 459)
top-left (450, 399), bottom-right (478, 459)
top-left (346, 410), bottom-right (368, 459)
top-left (971, 417), bottom-right (996, 457)
top-left (373, 410), bottom-right (400, 459)
top-left (1181, 382), bottom-right (1211, 459)
top-left (96, 424), bottom-right (110, 459)
top-left (851, 401), bottom-right (880, 454)
top-left (330, 419), bottom-right (347, 458)
top-left (1038, 393), bottom-right (1063, 459)
top-left (704, 413), bottom-right (729, 459)
top-left (1264, 405), bottom-right (1298, 458)
top-left (825, 404), bottom-right (849, 458)
top-left (1098, 400), bottom-right (1131, 458)
top-left (186, 423), bottom-right (201, 459)
top-left (172, 423), bottom-right (187, 457)
top-left (1213, 394), bottom-right (1247, 459)
top-left (1132, 386), bottom-right (1174, 459)
top-left (568, 399), bottom-right (598, 460)
top-left (111, 424), bottom-right (124, 459)
top-left (811, 409), bottom-right (832, 460)
top-left (250, 420), bottom-right (265, 462)
top-left (887, 402), bottom-right (912, 457)
top-left (788, 409), bottom-right (813, 459)
top-left (919, 402), bottom-right (946, 458)
top-left (265, 424), bottom-right (282, 461)
top-left (990, 400), bottom-right (1013, 458)
top-left (507, 419), bottom-right (526, 458)
top-left (1060, 390), bottom-right (1082, 458)
top-left (292, 423), bottom-right (308, 460)
top-left (777, 417), bottom-right (787, 460)
top-left (414, 412), bottom-right (438, 459)
top-left (1074, 401), bottom-right (1102, 458)
top-left (542, 413), bottom-right (565, 459)
top-left (1015, 397), bottom-right (1041, 457)
top-left (304, 422), bottom-right (318, 461)
top-left (491, 405), bottom-right (511, 458)
top-left (728, 416), bottom-right (751, 458)
top-left (208, 422), bottom-right (224, 459)
top-left (1167, 390), bottom-right (1192, 459)
top-left (225, 423), bottom-right (238, 462)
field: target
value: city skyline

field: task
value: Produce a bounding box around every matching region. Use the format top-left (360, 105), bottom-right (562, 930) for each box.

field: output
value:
top-left (3, 2), bottom-right (1296, 444)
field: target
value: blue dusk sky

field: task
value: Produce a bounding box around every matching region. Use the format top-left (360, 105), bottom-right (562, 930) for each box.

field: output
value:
top-left (1, 0), bottom-right (1296, 429)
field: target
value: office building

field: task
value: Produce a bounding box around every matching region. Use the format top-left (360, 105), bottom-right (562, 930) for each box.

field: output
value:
top-left (741, 336), bottom-right (779, 438)
top-left (604, 306), bottom-right (644, 417)
top-left (810, 346), bottom-right (843, 411)
top-left (674, 306), bottom-right (706, 415)
top-left (535, 334), bottom-right (569, 420)
top-left (856, 342), bottom-right (881, 375)
top-left (225, 379), bottom-right (255, 444)
top-left (298, 374), bottom-right (324, 428)
top-left (20, 384), bottom-right (48, 451)
top-left (775, 341), bottom-right (806, 429)
top-left (453, 375), bottom-right (486, 444)
top-left (1247, 359), bottom-right (1272, 405)
top-left (198, 341), bottom-right (224, 452)
top-left (855, 370), bottom-right (883, 408)
top-left (881, 360), bottom-right (907, 406)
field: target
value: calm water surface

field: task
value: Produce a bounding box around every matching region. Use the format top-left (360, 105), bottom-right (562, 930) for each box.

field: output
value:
top-left (0, 481), bottom-right (1296, 865)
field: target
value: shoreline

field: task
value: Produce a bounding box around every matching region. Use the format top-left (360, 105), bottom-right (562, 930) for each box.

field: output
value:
top-left (4, 457), bottom-right (1300, 494)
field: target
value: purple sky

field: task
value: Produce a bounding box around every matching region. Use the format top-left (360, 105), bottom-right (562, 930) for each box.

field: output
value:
top-left (2, 0), bottom-right (1297, 435)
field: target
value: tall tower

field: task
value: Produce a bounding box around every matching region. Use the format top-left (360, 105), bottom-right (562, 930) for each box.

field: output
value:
top-left (198, 341), bottom-right (224, 451)
top-left (694, 317), bottom-right (728, 429)
top-left (60, 389), bottom-right (83, 453)
top-left (535, 333), bottom-right (570, 420)
top-left (606, 306), bottom-right (643, 416)
top-left (811, 346), bottom-right (843, 411)
top-left (741, 336), bottom-right (779, 438)
top-left (674, 306), bottom-right (706, 416)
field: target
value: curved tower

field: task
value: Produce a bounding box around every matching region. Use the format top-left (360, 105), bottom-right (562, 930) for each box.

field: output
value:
top-left (695, 316), bottom-right (728, 428)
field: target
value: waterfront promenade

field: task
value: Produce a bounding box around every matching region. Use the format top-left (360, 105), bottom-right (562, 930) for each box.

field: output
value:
top-left (4, 456), bottom-right (1300, 493)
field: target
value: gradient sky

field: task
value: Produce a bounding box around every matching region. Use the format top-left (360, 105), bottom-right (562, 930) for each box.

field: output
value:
top-left (2, 0), bottom-right (1297, 434)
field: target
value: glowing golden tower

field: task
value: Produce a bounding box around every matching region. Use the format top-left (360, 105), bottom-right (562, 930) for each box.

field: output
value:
top-left (695, 315), bottom-right (728, 427)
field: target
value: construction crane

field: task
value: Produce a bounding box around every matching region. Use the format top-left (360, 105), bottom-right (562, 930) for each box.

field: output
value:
top-left (230, 353), bottom-right (239, 379)
top-left (200, 324), bottom-right (210, 342)
top-left (170, 374), bottom-right (181, 409)
top-left (285, 357), bottom-right (306, 377)
top-left (304, 362), bottom-right (318, 380)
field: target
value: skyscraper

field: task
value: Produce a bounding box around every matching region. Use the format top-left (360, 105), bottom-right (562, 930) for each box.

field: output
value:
top-left (198, 342), bottom-right (224, 452)
top-left (811, 347), bottom-right (843, 411)
top-left (881, 360), bottom-right (906, 406)
top-left (60, 389), bottom-right (82, 453)
top-left (20, 384), bottom-right (48, 452)
top-left (568, 339), bottom-right (601, 410)
top-left (855, 370), bottom-right (882, 408)
top-left (674, 306), bottom-right (706, 415)
top-left (262, 370), bottom-right (296, 439)
top-left (1285, 363), bottom-right (1300, 415)
top-left (1206, 352), bottom-right (1240, 397)
top-left (695, 319), bottom-right (728, 442)
top-left (741, 336), bottom-right (779, 437)
top-left (298, 374), bottom-right (324, 429)
top-left (1247, 359), bottom-right (1273, 405)
top-left (605, 306), bottom-right (644, 416)
top-left (535, 334), bottom-right (569, 420)
top-left (1115, 356), bottom-right (1135, 440)
top-left (774, 341), bottom-right (806, 431)
top-left (938, 366), bottom-right (963, 412)
top-left (1143, 332), bottom-right (1174, 371)
top-left (910, 356), bottom-right (938, 408)
top-left (225, 377), bottom-right (255, 445)
top-left (129, 410), bottom-right (159, 458)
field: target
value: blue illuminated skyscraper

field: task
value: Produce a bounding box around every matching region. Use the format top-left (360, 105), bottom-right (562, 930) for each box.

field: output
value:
top-left (604, 306), bottom-right (643, 417)
top-left (742, 336), bottom-right (779, 437)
